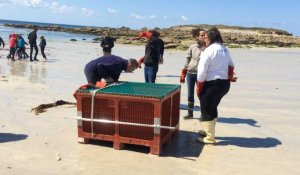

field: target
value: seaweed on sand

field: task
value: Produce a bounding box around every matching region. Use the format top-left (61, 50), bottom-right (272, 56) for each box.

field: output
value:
top-left (31, 100), bottom-right (76, 115)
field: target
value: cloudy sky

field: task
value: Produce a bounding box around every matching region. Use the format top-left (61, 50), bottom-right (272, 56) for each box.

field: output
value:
top-left (0, 0), bottom-right (299, 35)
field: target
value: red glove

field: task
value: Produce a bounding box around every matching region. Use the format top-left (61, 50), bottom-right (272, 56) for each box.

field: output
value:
top-left (138, 56), bottom-right (144, 68)
top-left (80, 83), bottom-right (95, 90)
top-left (138, 31), bottom-right (152, 39)
top-left (196, 81), bottom-right (205, 97)
top-left (228, 66), bottom-right (237, 82)
top-left (180, 69), bottom-right (187, 83)
top-left (95, 81), bottom-right (107, 88)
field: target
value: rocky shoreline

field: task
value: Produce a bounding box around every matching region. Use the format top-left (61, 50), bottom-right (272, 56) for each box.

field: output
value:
top-left (4, 23), bottom-right (300, 49)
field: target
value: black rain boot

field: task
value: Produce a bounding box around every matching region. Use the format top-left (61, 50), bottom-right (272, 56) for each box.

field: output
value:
top-left (183, 102), bottom-right (194, 119)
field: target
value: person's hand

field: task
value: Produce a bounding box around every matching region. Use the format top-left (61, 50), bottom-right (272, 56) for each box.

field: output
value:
top-left (228, 66), bottom-right (237, 82)
top-left (180, 68), bottom-right (187, 83)
top-left (196, 81), bottom-right (204, 98)
top-left (96, 81), bottom-right (107, 88)
top-left (80, 83), bottom-right (95, 90)
top-left (159, 57), bottom-right (164, 64)
top-left (103, 77), bottom-right (114, 83)
top-left (138, 57), bottom-right (144, 68)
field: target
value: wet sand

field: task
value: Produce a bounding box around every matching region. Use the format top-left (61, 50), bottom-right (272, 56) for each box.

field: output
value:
top-left (1, 41), bottom-right (300, 175)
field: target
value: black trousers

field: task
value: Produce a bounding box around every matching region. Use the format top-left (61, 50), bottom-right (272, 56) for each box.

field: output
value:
top-left (40, 46), bottom-right (46, 58)
top-left (30, 44), bottom-right (38, 60)
top-left (199, 79), bottom-right (230, 121)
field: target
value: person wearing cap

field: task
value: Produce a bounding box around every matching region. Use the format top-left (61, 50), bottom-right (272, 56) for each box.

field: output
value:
top-left (28, 28), bottom-right (39, 61)
top-left (39, 36), bottom-right (47, 59)
top-left (139, 30), bottom-right (164, 83)
top-left (100, 31), bottom-right (115, 55)
top-left (84, 55), bottom-right (138, 84)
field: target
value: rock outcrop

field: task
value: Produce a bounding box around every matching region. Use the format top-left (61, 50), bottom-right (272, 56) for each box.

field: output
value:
top-left (4, 23), bottom-right (300, 49)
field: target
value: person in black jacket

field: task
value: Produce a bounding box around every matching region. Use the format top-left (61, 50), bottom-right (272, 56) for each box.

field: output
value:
top-left (100, 31), bottom-right (114, 55)
top-left (0, 36), bottom-right (4, 59)
top-left (28, 28), bottom-right (39, 61)
top-left (0, 37), bottom-right (4, 48)
top-left (39, 36), bottom-right (47, 59)
top-left (84, 55), bottom-right (138, 84)
top-left (140, 30), bottom-right (164, 83)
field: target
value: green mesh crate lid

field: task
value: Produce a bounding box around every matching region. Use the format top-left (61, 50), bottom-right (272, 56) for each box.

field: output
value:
top-left (77, 82), bottom-right (180, 99)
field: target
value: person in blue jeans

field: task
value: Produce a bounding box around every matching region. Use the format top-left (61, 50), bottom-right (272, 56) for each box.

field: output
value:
top-left (180, 28), bottom-right (206, 119)
top-left (139, 30), bottom-right (164, 83)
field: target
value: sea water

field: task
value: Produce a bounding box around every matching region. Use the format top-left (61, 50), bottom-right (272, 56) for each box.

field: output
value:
top-left (0, 20), bottom-right (97, 42)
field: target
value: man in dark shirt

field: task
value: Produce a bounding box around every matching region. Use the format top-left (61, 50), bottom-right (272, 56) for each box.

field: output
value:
top-left (0, 36), bottom-right (4, 59)
top-left (84, 55), bottom-right (138, 84)
top-left (140, 30), bottom-right (164, 83)
top-left (0, 37), bottom-right (4, 48)
top-left (100, 31), bottom-right (115, 55)
top-left (39, 36), bottom-right (47, 59)
top-left (28, 28), bottom-right (39, 61)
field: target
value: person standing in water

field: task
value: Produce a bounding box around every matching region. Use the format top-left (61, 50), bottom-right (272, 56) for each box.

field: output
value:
top-left (28, 28), bottom-right (39, 61)
top-left (0, 36), bottom-right (4, 48)
top-left (39, 36), bottom-right (47, 60)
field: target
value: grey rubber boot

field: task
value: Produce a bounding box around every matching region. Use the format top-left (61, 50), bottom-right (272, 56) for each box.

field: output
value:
top-left (183, 102), bottom-right (194, 119)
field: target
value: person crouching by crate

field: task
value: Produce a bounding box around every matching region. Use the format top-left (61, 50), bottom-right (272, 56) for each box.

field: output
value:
top-left (84, 54), bottom-right (139, 85)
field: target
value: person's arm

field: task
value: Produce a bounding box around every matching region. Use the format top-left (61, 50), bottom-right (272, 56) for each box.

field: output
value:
top-left (185, 45), bottom-right (193, 68)
top-left (160, 39), bottom-right (164, 58)
top-left (109, 37), bottom-right (114, 48)
top-left (227, 51), bottom-right (237, 82)
top-left (100, 39), bottom-right (105, 47)
top-left (44, 39), bottom-right (47, 46)
top-left (196, 50), bottom-right (210, 96)
top-left (197, 50), bottom-right (210, 82)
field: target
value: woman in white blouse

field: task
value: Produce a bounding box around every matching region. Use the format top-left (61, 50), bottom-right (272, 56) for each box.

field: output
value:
top-left (196, 27), bottom-right (236, 144)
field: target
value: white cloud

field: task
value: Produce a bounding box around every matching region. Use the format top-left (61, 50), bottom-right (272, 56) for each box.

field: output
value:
top-left (81, 7), bottom-right (94, 16)
top-left (149, 15), bottom-right (156, 19)
top-left (181, 15), bottom-right (189, 21)
top-left (107, 8), bottom-right (118, 13)
top-left (130, 13), bottom-right (146, 19)
top-left (163, 16), bottom-right (169, 20)
top-left (9, 0), bottom-right (44, 7)
top-left (50, 1), bottom-right (73, 13)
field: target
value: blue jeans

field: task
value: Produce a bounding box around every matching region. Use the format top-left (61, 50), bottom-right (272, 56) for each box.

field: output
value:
top-left (144, 66), bottom-right (158, 83)
top-left (187, 73), bottom-right (197, 102)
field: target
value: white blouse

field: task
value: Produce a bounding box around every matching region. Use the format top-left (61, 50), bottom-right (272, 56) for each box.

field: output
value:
top-left (197, 43), bottom-right (234, 82)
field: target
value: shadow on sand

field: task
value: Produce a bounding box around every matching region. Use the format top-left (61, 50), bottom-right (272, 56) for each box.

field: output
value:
top-left (86, 130), bottom-right (203, 159)
top-left (161, 130), bottom-right (204, 160)
top-left (0, 133), bottom-right (28, 143)
top-left (218, 117), bottom-right (260, 127)
top-left (216, 137), bottom-right (281, 148)
top-left (42, 58), bottom-right (58, 63)
top-left (180, 104), bottom-right (201, 111)
top-left (157, 75), bottom-right (180, 78)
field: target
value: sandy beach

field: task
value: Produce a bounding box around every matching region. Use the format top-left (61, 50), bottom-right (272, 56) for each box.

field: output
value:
top-left (1, 41), bottom-right (300, 175)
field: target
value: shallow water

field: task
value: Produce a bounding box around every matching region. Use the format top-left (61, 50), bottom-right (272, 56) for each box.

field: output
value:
top-left (0, 25), bottom-right (97, 42)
